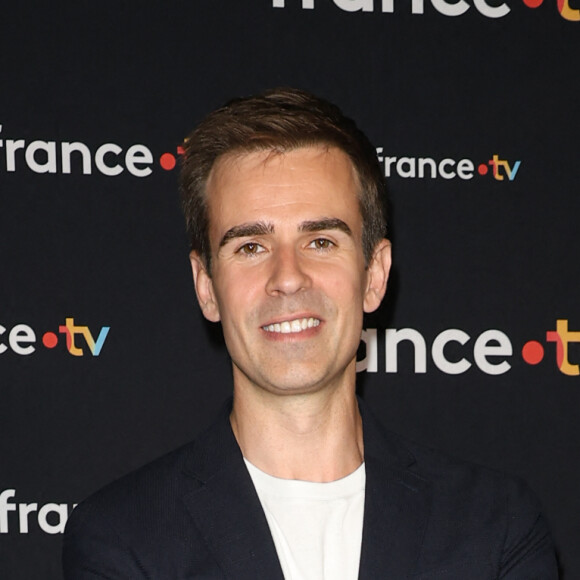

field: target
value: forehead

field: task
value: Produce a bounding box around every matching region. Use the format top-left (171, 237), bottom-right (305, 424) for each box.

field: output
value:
top-left (205, 146), bottom-right (361, 229)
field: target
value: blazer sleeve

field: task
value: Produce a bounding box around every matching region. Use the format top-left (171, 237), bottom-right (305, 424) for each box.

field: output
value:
top-left (497, 477), bottom-right (559, 579)
top-left (62, 500), bottom-right (150, 580)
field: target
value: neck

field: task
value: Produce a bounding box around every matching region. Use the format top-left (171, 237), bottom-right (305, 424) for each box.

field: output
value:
top-left (230, 382), bottom-right (363, 483)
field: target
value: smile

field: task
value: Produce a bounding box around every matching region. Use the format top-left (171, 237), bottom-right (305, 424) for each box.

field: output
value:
top-left (262, 317), bottom-right (321, 334)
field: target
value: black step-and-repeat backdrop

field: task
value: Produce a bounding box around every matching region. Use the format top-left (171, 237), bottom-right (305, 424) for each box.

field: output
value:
top-left (1, 1), bottom-right (578, 578)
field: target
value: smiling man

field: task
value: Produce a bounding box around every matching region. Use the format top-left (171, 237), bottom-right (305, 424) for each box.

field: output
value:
top-left (63, 88), bottom-right (557, 579)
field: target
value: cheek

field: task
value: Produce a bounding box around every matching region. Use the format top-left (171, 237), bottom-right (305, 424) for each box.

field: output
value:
top-left (213, 269), bottom-right (263, 319)
top-left (316, 265), bottom-right (367, 301)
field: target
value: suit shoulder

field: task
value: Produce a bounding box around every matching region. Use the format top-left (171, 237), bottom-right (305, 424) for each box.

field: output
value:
top-left (366, 423), bottom-right (557, 576)
top-left (402, 434), bottom-right (537, 504)
top-left (376, 427), bottom-right (539, 516)
top-left (66, 440), bottom-right (198, 534)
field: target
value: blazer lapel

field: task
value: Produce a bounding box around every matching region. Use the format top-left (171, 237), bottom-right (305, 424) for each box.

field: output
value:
top-left (358, 401), bottom-right (433, 579)
top-left (181, 403), bottom-right (285, 580)
top-left (179, 398), bottom-right (431, 579)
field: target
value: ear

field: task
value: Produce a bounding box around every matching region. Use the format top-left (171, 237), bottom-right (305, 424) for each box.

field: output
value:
top-left (363, 239), bottom-right (392, 314)
top-left (189, 251), bottom-right (221, 322)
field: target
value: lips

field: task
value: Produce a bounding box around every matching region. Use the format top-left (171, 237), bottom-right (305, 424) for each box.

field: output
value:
top-left (262, 317), bottom-right (321, 334)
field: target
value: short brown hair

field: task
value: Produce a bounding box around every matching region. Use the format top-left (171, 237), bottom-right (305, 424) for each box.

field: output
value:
top-left (180, 87), bottom-right (387, 271)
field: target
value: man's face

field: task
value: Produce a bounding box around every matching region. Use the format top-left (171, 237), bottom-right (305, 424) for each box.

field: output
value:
top-left (191, 146), bottom-right (390, 398)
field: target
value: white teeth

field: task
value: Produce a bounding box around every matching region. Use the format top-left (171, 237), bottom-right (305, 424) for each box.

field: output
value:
top-left (263, 318), bottom-right (320, 334)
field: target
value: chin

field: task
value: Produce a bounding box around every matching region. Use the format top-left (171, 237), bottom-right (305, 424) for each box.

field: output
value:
top-left (260, 372), bottom-right (336, 397)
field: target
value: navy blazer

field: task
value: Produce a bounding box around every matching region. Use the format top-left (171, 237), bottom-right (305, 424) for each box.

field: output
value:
top-left (63, 399), bottom-right (558, 579)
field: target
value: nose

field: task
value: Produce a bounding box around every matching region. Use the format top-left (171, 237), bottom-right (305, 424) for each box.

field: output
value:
top-left (265, 246), bottom-right (311, 296)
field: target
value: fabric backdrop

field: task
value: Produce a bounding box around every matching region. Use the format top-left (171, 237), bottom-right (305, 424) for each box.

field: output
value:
top-left (1, 1), bottom-right (578, 578)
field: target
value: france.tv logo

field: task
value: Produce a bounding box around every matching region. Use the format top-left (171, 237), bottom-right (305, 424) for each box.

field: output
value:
top-left (0, 318), bottom-right (109, 356)
top-left (0, 124), bottom-right (183, 178)
top-left (357, 319), bottom-right (580, 376)
top-left (272, 0), bottom-right (579, 22)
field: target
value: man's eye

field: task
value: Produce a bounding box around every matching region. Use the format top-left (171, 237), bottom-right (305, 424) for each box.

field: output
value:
top-left (238, 242), bottom-right (263, 255)
top-left (309, 238), bottom-right (334, 250)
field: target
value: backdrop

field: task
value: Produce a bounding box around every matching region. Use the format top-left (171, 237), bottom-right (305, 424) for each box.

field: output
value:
top-left (1, 1), bottom-right (578, 578)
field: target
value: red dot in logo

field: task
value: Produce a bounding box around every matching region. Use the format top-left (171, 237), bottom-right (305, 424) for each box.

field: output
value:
top-left (160, 153), bottom-right (176, 171)
top-left (42, 332), bottom-right (58, 348)
top-left (478, 164), bottom-right (488, 175)
top-left (522, 0), bottom-right (543, 7)
top-left (522, 341), bottom-right (544, 365)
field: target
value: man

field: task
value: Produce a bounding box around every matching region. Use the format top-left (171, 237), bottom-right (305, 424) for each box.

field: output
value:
top-left (63, 88), bottom-right (558, 578)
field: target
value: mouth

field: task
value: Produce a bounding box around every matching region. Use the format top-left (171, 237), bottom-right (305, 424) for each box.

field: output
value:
top-left (262, 317), bottom-right (321, 334)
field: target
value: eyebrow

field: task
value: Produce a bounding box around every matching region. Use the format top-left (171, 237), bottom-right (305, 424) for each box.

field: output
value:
top-left (219, 221), bottom-right (274, 247)
top-left (219, 217), bottom-right (352, 248)
top-left (299, 218), bottom-right (352, 237)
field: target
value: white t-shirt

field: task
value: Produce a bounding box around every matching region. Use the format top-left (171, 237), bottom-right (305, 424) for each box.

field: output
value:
top-left (244, 459), bottom-right (366, 580)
